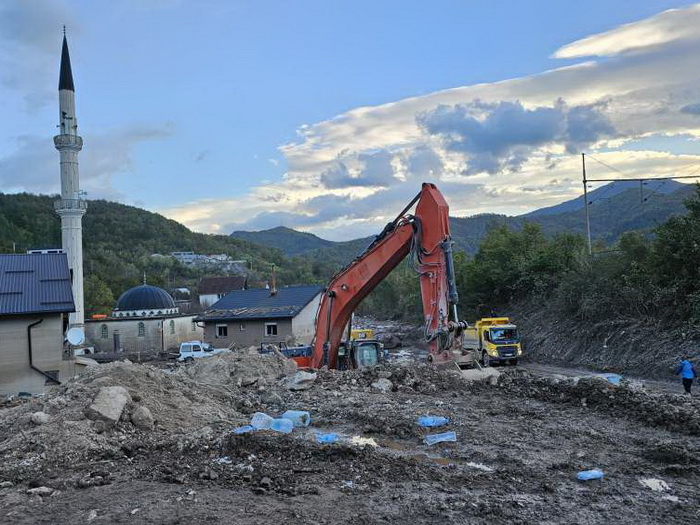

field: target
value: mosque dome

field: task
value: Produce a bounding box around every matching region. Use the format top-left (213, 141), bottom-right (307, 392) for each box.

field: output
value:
top-left (113, 285), bottom-right (178, 317)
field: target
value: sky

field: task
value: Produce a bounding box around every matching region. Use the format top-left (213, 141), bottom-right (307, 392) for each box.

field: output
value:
top-left (1, 0), bottom-right (700, 241)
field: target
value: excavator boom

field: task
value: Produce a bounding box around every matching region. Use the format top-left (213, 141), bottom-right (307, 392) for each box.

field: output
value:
top-left (311, 183), bottom-right (467, 369)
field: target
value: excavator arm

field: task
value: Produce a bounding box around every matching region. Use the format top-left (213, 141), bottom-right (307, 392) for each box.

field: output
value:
top-left (310, 183), bottom-right (467, 369)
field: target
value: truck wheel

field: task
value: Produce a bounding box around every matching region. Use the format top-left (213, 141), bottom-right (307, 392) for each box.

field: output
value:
top-left (509, 359), bottom-right (518, 366)
top-left (481, 352), bottom-right (490, 367)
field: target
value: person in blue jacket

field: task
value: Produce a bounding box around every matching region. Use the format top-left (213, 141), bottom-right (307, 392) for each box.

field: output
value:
top-left (675, 356), bottom-right (697, 394)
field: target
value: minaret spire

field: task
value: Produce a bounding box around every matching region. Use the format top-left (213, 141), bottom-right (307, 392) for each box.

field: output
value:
top-left (54, 29), bottom-right (86, 329)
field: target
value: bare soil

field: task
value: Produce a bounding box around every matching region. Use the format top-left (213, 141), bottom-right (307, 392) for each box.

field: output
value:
top-left (1, 349), bottom-right (699, 524)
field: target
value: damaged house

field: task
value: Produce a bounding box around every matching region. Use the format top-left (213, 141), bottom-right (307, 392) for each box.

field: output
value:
top-left (197, 285), bottom-right (323, 348)
top-left (0, 253), bottom-right (74, 395)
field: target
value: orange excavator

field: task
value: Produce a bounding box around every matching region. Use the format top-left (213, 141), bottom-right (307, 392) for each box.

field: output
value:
top-left (300, 182), bottom-right (471, 370)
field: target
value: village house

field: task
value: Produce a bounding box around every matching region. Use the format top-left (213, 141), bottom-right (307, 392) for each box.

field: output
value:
top-left (197, 285), bottom-right (323, 348)
top-left (0, 253), bottom-right (74, 396)
top-left (197, 275), bottom-right (247, 309)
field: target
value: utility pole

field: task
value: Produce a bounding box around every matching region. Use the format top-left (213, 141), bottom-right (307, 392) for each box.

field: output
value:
top-left (582, 153), bottom-right (592, 256)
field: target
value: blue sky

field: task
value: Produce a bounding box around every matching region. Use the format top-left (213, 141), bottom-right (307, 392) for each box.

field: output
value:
top-left (1, 0), bottom-right (700, 240)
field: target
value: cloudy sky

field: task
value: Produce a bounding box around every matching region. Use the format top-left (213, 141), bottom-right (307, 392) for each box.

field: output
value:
top-left (2, 1), bottom-right (700, 240)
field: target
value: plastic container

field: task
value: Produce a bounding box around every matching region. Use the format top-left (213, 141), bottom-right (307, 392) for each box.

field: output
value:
top-left (316, 433), bottom-right (339, 444)
top-left (417, 416), bottom-right (449, 428)
top-left (269, 418), bottom-right (294, 433)
top-left (232, 425), bottom-right (255, 434)
top-left (423, 431), bottom-right (457, 446)
top-left (577, 469), bottom-right (604, 481)
top-left (281, 410), bottom-right (311, 427)
top-left (251, 412), bottom-right (274, 430)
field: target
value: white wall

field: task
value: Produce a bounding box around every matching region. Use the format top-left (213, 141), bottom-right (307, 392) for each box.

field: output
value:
top-left (291, 292), bottom-right (322, 345)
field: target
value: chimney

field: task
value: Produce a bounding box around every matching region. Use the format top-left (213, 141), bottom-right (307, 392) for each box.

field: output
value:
top-left (270, 264), bottom-right (277, 296)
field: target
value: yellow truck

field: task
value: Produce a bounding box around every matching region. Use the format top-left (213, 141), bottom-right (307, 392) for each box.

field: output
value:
top-left (463, 317), bottom-right (522, 367)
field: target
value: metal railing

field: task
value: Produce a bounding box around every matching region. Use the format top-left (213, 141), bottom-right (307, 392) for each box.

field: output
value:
top-left (54, 199), bottom-right (88, 211)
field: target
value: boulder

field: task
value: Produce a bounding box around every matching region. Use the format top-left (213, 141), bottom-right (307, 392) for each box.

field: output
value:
top-left (461, 367), bottom-right (501, 384)
top-left (30, 412), bottom-right (50, 426)
top-left (371, 378), bottom-right (393, 393)
top-left (286, 371), bottom-right (317, 391)
top-left (85, 386), bottom-right (131, 427)
top-left (130, 405), bottom-right (155, 431)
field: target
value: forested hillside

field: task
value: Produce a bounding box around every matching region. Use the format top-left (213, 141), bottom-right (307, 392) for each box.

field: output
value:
top-left (0, 193), bottom-right (330, 314)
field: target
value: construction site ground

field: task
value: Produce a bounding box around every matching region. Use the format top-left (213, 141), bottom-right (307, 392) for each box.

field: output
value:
top-left (1, 348), bottom-right (699, 525)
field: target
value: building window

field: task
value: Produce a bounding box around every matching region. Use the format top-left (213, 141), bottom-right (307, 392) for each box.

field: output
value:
top-left (169, 320), bottom-right (175, 334)
top-left (217, 324), bottom-right (228, 338)
top-left (240, 323), bottom-right (246, 331)
top-left (138, 322), bottom-right (145, 337)
top-left (101, 324), bottom-right (108, 339)
top-left (265, 323), bottom-right (278, 337)
top-left (191, 320), bottom-right (197, 332)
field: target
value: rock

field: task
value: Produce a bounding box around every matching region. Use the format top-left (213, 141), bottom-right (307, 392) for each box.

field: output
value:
top-left (286, 371), bottom-right (317, 391)
top-left (84, 386), bottom-right (132, 427)
top-left (30, 412), bottom-right (50, 426)
top-left (261, 392), bottom-right (284, 406)
top-left (26, 486), bottom-right (54, 497)
top-left (371, 378), bottom-right (393, 393)
top-left (131, 405), bottom-right (154, 431)
top-left (259, 476), bottom-right (272, 489)
top-left (238, 376), bottom-right (259, 387)
top-left (0, 481), bottom-right (13, 489)
top-left (377, 371), bottom-right (393, 379)
top-left (461, 368), bottom-right (501, 383)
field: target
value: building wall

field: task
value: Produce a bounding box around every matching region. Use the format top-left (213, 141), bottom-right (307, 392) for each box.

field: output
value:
top-left (0, 314), bottom-right (65, 396)
top-left (203, 318), bottom-right (294, 348)
top-left (199, 293), bottom-right (222, 309)
top-left (291, 293), bottom-right (322, 345)
top-left (85, 315), bottom-right (201, 353)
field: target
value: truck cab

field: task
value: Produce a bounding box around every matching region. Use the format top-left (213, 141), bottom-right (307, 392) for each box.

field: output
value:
top-left (463, 317), bottom-right (523, 366)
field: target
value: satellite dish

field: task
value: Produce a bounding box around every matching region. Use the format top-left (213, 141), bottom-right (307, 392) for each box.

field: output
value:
top-left (66, 327), bottom-right (85, 345)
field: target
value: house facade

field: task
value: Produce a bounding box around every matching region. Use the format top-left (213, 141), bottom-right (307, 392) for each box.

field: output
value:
top-left (197, 285), bottom-right (323, 348)
top-left (197, 276), bottom-right (247, 309)
top-left (0, 254), bottom-right (75, 396)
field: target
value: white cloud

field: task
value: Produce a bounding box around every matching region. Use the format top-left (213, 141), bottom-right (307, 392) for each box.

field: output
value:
top-left (158, 3), bottom-right (700, 239)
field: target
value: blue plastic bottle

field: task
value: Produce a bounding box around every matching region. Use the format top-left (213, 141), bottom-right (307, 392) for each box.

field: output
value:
top-left (417, 416), bottom-right (449, 428)
top-left (577, 469), bottom-right (604, 481)
top-left (269, 418), bottom-right (294, 433)
top-left (424, 431), bottom-right (457, 445)
top-left (281, 410), bottom-right (311, 427)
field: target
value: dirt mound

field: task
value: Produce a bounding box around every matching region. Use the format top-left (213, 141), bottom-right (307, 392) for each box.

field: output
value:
top-left (492, 369), bottom-right (700, 435)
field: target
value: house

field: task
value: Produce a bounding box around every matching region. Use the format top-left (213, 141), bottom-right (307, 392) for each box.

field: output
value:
top-left (197, 276), bottom-right (247, 308)
top-left (0, 253), bottom-right (74, 396)
top-left (84, 283), bottom-right (202, 354)
top-left (197, 285), bottom-right (323, 348)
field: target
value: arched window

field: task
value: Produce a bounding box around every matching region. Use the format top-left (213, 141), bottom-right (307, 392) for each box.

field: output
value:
top-left (169, 320), bottom-right (175, 334)
top-left (138, 322), bottom-right (145, 337)
top-left (101, 324), bottom-right (108, 339)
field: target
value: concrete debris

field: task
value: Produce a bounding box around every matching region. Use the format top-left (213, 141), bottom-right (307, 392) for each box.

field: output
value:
top-left (84, 386), bottom-right (131, 427)
top-left (286, 371), bottom-right (317, 391)
top-left (461, 367), bottom-right (501, 384)
top-left (371, 378), bottom-right (394, 392)
top-left (639, 478), bottom-right (670, 492)
top-left (30, 412), bottom-right (50, 426)
top-left (130, 405), bottom-right (155, 431)
top-left (26, 487), bottom-right (54, 497)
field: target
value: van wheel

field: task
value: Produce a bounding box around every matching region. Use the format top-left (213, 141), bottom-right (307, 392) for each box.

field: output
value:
top-left (184, 357), bottom-right (194, 363)
top-left (481, 352), bottom-right (490, 368)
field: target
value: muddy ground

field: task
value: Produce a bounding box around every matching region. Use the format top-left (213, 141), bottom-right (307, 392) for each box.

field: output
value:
top-left (1, 349), bottom-right (700, 524)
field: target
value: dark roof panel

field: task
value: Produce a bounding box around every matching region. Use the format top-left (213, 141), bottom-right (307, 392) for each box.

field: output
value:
top-left (59, 35), bottom-right (75, 91)
top-left (198, 285), bottom-right (323, 321)
top-left (0, 254), bottom-right (75, 316)
top-left (114, 285), bottom-right (176, 311)
top-left (198, 276), bottom-right (247, 295)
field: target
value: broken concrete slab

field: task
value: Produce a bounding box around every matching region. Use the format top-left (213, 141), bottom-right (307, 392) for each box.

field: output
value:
top-left (84, 386), bottom-right (131, 427)
top-left (286, 371), bottom-right (317, 391)
top-left (30, 412), bottom-right (50, 426)
top-left (461, 367), bottom-right (501, 384)
top-left (131, 405), bottom-right (155, 431)
top-left (371, 378), bottom-right (393, 392)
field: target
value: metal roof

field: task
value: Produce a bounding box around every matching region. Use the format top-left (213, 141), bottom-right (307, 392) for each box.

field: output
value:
top-left (0, 254), bottom-right (75, 316)
top-left (198, 276), bottom-right (247, 295)
top-left (197, 285), bottom-right (323, 321)
top-left (59, 35), bottom-right (75, 91)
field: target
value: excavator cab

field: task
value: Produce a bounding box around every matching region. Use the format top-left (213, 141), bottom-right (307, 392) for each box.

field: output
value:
top-left (337, 340), bottom-right (385, 370)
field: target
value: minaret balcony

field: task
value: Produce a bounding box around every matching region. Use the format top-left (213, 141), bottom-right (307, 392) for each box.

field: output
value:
top-left (55, 199), bottom-right (88, 213)
top-left (53, 134), bottom-right (83, 150)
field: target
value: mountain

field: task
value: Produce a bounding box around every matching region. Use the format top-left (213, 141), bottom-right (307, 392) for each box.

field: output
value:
top-left (523, 179), bottom-right (685, 217)
top-left (231, 182), bottom-right (697, 258)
